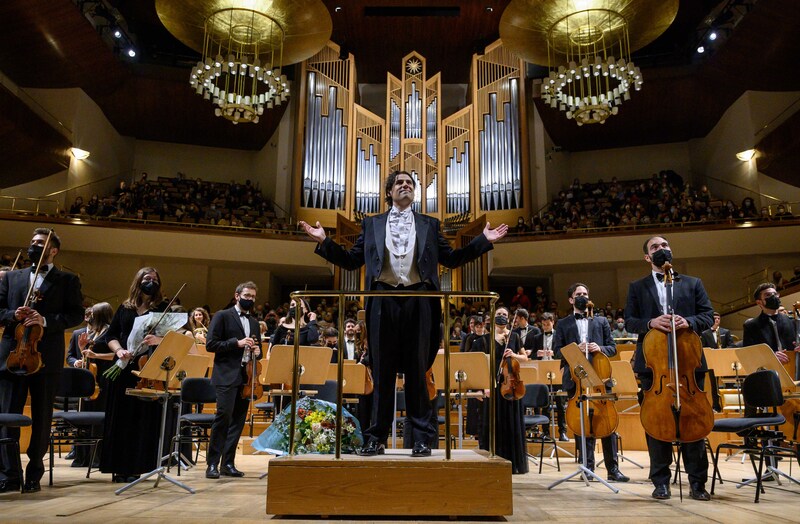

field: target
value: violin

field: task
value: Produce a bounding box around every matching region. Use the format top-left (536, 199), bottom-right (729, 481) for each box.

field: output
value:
top-left (82, 339), bottom-right (100, 401)
top-left (639, 262), bottom-right (714, 443)
top-left (8, 291), bottom-right (44, 376)
top-left (565, 301), bottom-right (619, 439)
top-left (425, 368), bottom-right (437, 400)
top-left (7, 231), bottom-right (54, 376)
top-left (498, 331), bottom-right (525, 401)
top-left (241, 343), bottom-right (263, 400)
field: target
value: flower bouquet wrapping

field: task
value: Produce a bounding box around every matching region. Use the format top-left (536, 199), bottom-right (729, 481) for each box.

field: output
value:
top-left (253, 396), bottom-right (363, 455)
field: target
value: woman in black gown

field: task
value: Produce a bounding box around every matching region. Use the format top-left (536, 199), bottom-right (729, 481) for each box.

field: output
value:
top-left (268, 298), bottom-right (319, 349)
top-left (477, 307), bottom-right (529, 474)
top-left (99, 267), bottom-right (168, 483)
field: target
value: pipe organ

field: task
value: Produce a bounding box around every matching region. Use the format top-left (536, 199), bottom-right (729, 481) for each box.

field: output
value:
top-left (293, 41), bottom-right (528, 289)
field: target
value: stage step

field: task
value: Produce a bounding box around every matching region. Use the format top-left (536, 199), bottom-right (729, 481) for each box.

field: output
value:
top-left (266, 449), bottom-right (512, 517)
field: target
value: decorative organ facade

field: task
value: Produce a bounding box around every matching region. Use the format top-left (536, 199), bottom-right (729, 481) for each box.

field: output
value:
top-left (293, 40), bottom-right (529, 289)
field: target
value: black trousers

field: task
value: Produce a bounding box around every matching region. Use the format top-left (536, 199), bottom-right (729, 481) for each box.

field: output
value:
top-left (367, 283), bottom-right (435, 445)
top-left (207, 382), bottom-right (249, 467)
top-left (575, 433), bottom-right (619, 471)
top-left (639, 374), bottom-right (709, 487)
top-left (0, 369), bottom-right (60, 483)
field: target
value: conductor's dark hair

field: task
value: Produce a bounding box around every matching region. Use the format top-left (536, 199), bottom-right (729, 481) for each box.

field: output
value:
top-left (384, 170), bottom-right (417, 205)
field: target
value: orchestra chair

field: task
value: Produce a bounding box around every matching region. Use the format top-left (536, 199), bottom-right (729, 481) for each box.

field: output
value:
top-left (522, 383), bottom-right (560, 473)
top-left (709, 369), bottom-right (800, 502)
top-left (49, 367), bottom-right (105, 486)
top-left (0, 413), bottom-right (32, 493)
top-left (168, 377), bottom-right (216, 476)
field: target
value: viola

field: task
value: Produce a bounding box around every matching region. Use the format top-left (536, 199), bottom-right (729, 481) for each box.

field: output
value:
top-left (134, 353), bottom-right (163, 390)
top-left (241, 344), bottom-right (264, 401)
top-left (425, 368), bottom-right (437, 400)
top-left (639, 263), bottom-right (714, 443)
top-left (499, 354), bottom-right (525, 400)
top-left (82, 340), bottom-right (100, 401)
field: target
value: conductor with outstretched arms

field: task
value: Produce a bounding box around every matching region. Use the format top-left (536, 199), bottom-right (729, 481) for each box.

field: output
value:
top-left (300, 170), bottom-right (507, 456)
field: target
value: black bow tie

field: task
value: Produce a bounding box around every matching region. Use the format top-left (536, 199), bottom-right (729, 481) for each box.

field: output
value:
top-left (34, 265), bottom-right (48, 273)
top-left (544, 332), bottom-right (553, 336)
top-left (239, 311), bottom-right (250, 318)
top-left (574, 313), bottom-right (587, 320)
top-left (656, 272), bottom-right (679, 282)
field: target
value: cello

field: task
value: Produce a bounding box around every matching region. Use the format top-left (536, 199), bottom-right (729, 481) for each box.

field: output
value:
top-left (565, 301), bottom-right (618, 439)
top-left (639, 262), bottom-right (714, 444)
top-left (7, 232), bottom-right (55, 375)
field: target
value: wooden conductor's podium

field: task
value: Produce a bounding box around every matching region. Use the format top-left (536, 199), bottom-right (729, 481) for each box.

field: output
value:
top-left (266, 349), bottom-right (512, 518)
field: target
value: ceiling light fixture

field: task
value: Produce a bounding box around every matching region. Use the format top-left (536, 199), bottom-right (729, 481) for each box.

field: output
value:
top-left (156, 0), bottom-right (332, 125)
top-left (500, 0), bottom-right (678, 126)
top-left (736, 149), bottom-right (756, 161)
top-left (70, 148), bottom-right (91, 160)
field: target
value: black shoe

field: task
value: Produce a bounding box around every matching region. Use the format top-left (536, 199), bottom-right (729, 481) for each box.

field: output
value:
top-left (22, 480), bottom-right (41, 493)
top-left (358, 440), bottom-right (385, 457)
top-left (205, 464), bottom-right (220, 479)
top-left (65, 449), bottom-right (76, 460)
top-left (411, 441), bottom-right (432, 457)
top-left (652, 484), bottom-right (671, 500)
top-left (220, 464), bottom-right (244, 477)
top-left (559, 431), bottom-right (570, 442)
top-left (607, 469), bottom-right (630, 482)
top-left (690, 484), bottom-right (711, 501)
top-left (0, 479), bottom-right (21, 493)
top-left (71, 460), bottom-right (88, 468)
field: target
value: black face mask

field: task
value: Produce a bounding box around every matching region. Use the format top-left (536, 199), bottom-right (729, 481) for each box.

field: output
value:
top-left (651, 248), bottom-right (673, 268)
top-left (140, 281), bottom-right (160, 296)
top-left (27, 245), bottom-right (44, 265)
top-left (574, 295), bottom-right (589, 311)
top-left (495, 316), bottom-right (508, 326)
top-left (287, 308), bottom-right (296, 319)
top-left (238, 298), bottom-right (254, 311)
top-left (764, 295), bottom-right (781, 310)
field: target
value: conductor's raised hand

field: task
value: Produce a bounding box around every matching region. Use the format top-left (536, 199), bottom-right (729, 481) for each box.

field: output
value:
top-left (298, 220), bottom-right (327, 244)
top-left (483, 222), bottom-right (508, 243)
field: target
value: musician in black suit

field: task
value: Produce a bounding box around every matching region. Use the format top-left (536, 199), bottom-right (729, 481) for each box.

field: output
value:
top-left (0, 228), bottom-right (84, 493)
top-left (553, 283), bottom-right (628, 482)
top-left (743, 283), bottom-right (796, 363)
top-left (700, 312), bottom-right (734, 349)
top-left (624, 236), bottom-right (714, 501)
top-left (512, 308), bottom-right (540, 358)
top-left (300, 170), bottom-right (507, 457)
top-left (205, 281), bottom-right (261, 479)
top-left (532, 312), bottom-right (568, 441)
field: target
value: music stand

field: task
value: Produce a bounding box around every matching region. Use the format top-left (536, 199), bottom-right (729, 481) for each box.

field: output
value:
top-left (548, 343), bottom-right (619, 493)
top-left (432, 353), bottom-right (490, 447)
top-left (166, 353), bottom-right (211, 472)
top-left (730, 344), bottom-right (800, 488)
top-left (257, 345), bottom-right (331, 479)
top-left (529, 360), bottom-right (574, 460)
top-left (116, 331), bottom-right (194, 495)
top-left (609, 360), bottom-right (644, 469)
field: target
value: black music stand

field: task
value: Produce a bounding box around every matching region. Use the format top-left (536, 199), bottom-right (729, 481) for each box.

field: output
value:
top-left (116, 331), bottom-right (194, 495)
top-left (548, 343), bottom-right (619, 493)
top-left (432, 352), bottom-right (491, 448)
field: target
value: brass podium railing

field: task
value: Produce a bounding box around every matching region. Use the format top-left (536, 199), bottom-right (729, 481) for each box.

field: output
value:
top-left (286, 290), bottom-right (500, 461)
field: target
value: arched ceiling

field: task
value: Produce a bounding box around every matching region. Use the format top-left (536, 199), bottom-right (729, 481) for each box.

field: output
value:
top-left (0, 0), bottom-right (799, 186)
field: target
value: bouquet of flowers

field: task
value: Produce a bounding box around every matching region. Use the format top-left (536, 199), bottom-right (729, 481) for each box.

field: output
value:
top-left (253, 396), bottom-right (363, 455)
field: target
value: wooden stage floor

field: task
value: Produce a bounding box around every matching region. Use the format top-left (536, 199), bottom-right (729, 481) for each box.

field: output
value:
top-left (2, 446), bottom-right (799, 523)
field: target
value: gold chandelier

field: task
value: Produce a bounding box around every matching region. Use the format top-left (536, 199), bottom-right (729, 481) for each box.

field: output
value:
top-left (500, 0), bottom-right (679, 126)
top-left (191, 8), bottom-right (287, 124)
top-left (156, 0), bottom-right (332, 125)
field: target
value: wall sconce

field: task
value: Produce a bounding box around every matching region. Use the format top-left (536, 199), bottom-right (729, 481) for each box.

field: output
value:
top-left (735, 149), bottom-right (756, 161)
top-left (70, 147), bottom-right (91, 160)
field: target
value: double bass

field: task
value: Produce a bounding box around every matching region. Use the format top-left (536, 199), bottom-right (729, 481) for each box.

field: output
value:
top-left (639, 263), bottom-right (714, 444)
top-left (565, 301), bottom-right (618, 439)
